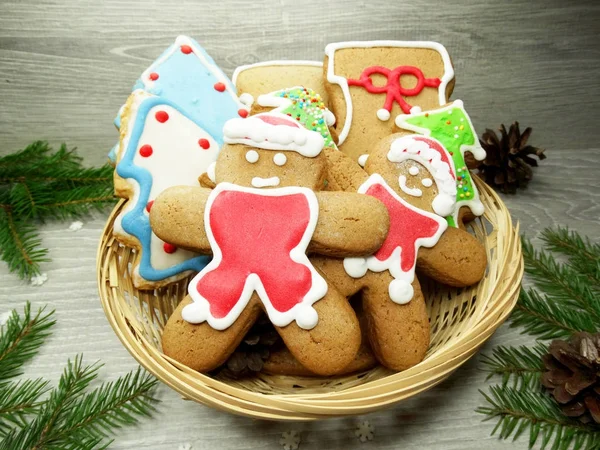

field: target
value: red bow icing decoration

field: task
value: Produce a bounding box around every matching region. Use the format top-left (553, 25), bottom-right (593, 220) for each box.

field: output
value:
top-left (182, 183), bottom-right (327, 330)
top-left (343, 174), bottom-right (447, 304)
top-left (347, 66), bottom-right (441, 121)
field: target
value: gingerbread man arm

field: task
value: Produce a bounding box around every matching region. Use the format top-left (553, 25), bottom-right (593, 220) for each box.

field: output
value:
top-left (322, 147), bottom-right (369, 192)
top-left (149, 185), bottom-right (212, 253)
top-left (310, 191), bottom-right (389, 257)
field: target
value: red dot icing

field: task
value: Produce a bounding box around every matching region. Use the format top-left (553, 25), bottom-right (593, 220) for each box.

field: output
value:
top-left (181, 45), bottom-right (193, 54)
top-left (149, 72), bottom-right (159, 81)
top-left (139, 144), bottom-right (153, 157)
top-left (198, 138), bottom-right (210, 150)
top-left (146, 200), bottom-right (154, 212)
top-left (214, 82), bottom-right (226, 92)
top-left (163, 243), bottom-right (177, 254)
top-left (155, 110), bottom-right (169, 123)
top-left (238, 109), bottom-right (249, 118)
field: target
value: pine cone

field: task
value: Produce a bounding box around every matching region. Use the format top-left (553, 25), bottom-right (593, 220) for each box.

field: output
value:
top-left (215, 314), bottom-right (281, 378)
top-left (478, 122), bottom-right (546, 194)
top-left (542, 332), bottom-right (600, 424)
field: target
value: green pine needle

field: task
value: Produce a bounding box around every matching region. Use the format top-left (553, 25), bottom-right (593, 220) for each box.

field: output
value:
top-left (477, 386), bottom-right (600, 450)
top-left (480, 343), bottom-right (546, 389)
top-left (0, 304), bottom-right (159, 450)
top-left (0, 379), bottom-right (50, 435)
top-left (0, 141), bottom-right (115, 280)
top-left (478, 227), bottom-right (600, 448)
top-left (0, 302), bottom-right (55, 381)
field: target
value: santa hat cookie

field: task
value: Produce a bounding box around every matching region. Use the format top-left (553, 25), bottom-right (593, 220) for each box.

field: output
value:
top-left (223, 112), bottom-right (325, 157)
top-left (387, 135), bottom-right (457, 217)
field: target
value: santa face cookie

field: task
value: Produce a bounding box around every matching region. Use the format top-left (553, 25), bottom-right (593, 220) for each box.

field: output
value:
top-left (324, 41), bottom-right (454, 163)
top-left (151, 111), bottom-right (391, 375)
top-left (112, 36), bottom-right (249, 289)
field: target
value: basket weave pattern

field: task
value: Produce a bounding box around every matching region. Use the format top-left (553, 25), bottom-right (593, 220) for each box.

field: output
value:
top-left (97, 178), bottom-right (523, 420)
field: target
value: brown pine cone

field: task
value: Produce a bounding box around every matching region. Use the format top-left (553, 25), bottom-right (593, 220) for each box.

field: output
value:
top-left (542, 332), bottom-right (600, 424)
top-left (477, 122), bottom-right (546, 194)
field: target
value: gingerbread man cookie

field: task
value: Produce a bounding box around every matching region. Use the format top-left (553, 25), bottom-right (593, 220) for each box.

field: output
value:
top-left (150, 111), bottom-right (390, 375)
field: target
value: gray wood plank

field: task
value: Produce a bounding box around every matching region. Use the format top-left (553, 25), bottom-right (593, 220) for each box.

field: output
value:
top-left (1, 0), bottom-right (599, 448)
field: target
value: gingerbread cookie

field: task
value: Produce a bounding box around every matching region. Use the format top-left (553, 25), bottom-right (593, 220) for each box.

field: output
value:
top-left (313, 134), bottom-right (487, 370)
top-left (324, 41), bottom-right (454, 163)
top-left (112, 36), bottom-right (249, 289)
top-left (151, 110), bottom-right (390, 375)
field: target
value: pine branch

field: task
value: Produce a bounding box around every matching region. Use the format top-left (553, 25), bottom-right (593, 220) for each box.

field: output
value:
top-left (0, 302), bottom-right (55, 381)
top-left (44, 367), bottom-right (158, 446)
top-left (0, 141), bottom-right (116, 279)
top-left (541, 227), bottom-right (600, 289)
top-left (521, 236), bottom-right (600, 322)
top-left (0, 379), bottom-right (49, 435)
top-left (511, 288), bottom-right (597, 340)
top-left (477, 386), bottom-right (600, 450)
top-left (480, 343), bottom-right (547, 389)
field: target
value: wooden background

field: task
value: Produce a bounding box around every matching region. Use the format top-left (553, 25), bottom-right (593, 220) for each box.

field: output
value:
top-left (1, 0), bottom-right (599, 448)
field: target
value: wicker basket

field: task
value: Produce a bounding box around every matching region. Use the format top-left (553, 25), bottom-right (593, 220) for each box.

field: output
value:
top-left (97, 177), bottom-right (523, 421)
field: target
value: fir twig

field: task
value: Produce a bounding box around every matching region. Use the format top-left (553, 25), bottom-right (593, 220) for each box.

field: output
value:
top-left (0, 302), bottom-right (55, 381)
top-left (0, 304), bottom-right (159, 450)
top-left (0, 379), bottom-right (49, 434)
top-left (511, 289), bottom-right (597, 340)
top-left (480, 343), bottom-right (547, 389)
top-left (477, 386), bottom-right (600, 450)
top-left (0, 141), bottom-right (115, 279)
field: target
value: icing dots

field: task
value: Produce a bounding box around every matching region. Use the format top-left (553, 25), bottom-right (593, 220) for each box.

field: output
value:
top-left (256, 87), bottom-right (337, 149)
top-left (149, 72), bottom-right (159, 81)
top-left (198, 138), bottom-right (210, 150)
top-left (409, 166), bottom-right (419, 176)
top-left (245, 150), bottom-right (259, 163)
top-left (343, 174), bottom-right (447, 304)
top-left (358, 154), bottom-right (369, 167)
top-left (163, 243), bottom-right (177, 254)
top-left (139, 144), bottom-right (153, 157)
top-left (214, 82), bottom-right (226, 92)
top-left (273, 153), bottom-right (287, 166)
top-left (422, 178), bottom-right (433, 187)
top-left (155, 110), bottom-right (169, 123)
top-left (181, 44), bottom-right (193, 54)
top-left (183, 183), bottom-right (327, 330)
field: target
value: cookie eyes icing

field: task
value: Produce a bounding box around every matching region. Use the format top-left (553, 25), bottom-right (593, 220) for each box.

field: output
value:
top-left (273, 153), bottom-right (287, 166)
top-left (422, 178), bottom-right (433, 187)
top-left (245, 150), bottom-right (259, 163)
top-left (409, 166), bottom-right (419, 176)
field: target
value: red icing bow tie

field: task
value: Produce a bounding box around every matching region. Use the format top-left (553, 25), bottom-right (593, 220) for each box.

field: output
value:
top-left (348, 66), bottom-right (441, 116)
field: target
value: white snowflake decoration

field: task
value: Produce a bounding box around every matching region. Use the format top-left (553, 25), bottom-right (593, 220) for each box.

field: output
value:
top-left (178, 444), bottom-right (192, 450)
top-left (279, 430), bottom-right (300, 450)
top-left (0, 311), bottom-right (11, 326)
top-left (30, 273), bottom-right (48, 287)
top-left (68, 221), bottom-right (83, 231)
top-left (355, 420), bottom-right (374, 442)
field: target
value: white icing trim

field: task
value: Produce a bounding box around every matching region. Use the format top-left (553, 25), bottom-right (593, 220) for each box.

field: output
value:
top-left (388, 135), bottom-right (457, 217)
top-left (343, 174), bottom-right (447, 304)
top-left (251, 176), bottom-right (280, 188)
top-left (399, 175), bottom-right (422, 197)
top-left (324, 41), bottom-right (454, 145)
top-left (239, 93), bottom-right (254, 107)
top-left (223, 113), bottom-right (324, 157)
top-left (206, 161), bottom-right (216, 183)
top-left (183, 183), bottom-right (327, 330)
top-left (232, 60), bottom-right (323, 86)
top-left (140, 35), bottom-right (247, 112)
